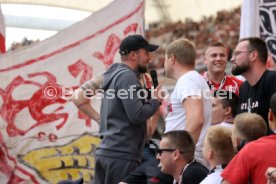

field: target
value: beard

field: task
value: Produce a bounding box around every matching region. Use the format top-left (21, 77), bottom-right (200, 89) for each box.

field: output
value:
top-left (231, 63), bottom-right (250, 76)
top-left (137, 65), bottom-right (147, 73)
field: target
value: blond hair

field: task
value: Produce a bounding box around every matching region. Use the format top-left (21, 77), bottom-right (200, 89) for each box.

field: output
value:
top-left (206, 126), bottom-right (234, 163)
top-left (166, 38), bottom-right (196, 67)
top-left (234, 113), bottom-right (267, 142)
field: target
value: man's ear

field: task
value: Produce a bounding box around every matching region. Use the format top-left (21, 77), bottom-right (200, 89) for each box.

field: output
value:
top-left (269, 109), bottom-right (273, 122)
top-left (233, 136), bottom-right (241, 153)
top-left (173, 149), bottom-right (181, 161)
top-left (236, 138), bottom-right (246, 152)
top-left (224, 106), bottom-right (232, 116)
top-left (129, 51), bottom-right (136, 60)
top-left (250, 50), bottom-right (258, 62)
top-left (207, 149), bottom-right (213, 160)
top-left (170, 55), bottom-right (176, 65)
top-left (203, 56), bottom-right (207, 64)
top-left (268, 109), bottom-right (276, 130)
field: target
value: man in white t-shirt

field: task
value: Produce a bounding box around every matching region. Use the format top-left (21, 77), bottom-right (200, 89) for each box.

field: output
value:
top-left (200, 126), bottom-right (235, 184)
top-left (164, 38), bottom-right (212, 167)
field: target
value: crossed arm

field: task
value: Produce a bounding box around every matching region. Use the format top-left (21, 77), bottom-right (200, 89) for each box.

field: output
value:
top-left (70, 73), bottom-right (104, 124)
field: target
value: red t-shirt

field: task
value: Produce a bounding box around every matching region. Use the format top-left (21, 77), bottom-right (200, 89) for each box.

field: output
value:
top-left (221, 135), bottom-right (276, 184)
top-left (203, 72), bottom-right (243, 95)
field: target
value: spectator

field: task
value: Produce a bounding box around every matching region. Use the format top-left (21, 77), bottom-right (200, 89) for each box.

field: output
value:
top-left (200, 126), bottom-right (234, 184)
top-left (231, 113), bottom-right (267, 152)
top-left (203, 42), bottom-right (243, 96)
top-left (265, 92), bottom-right (276, 184)
top-left (231, 37), bottom-right (276, 135)
top-left (72, 34), bottom-right (163, 184)
top-left (221, 93), bottom-right (276, 184)
top-left (164, 38), bottom-right (212, 167)
top-left (72, 56), bottom-right (162, 165)
top-left (211, 90), bottom-right (239, 128)
top-left (157, 130), bottom-right (208, 184)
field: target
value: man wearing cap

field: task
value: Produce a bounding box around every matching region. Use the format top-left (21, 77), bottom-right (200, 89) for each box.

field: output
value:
top-left (72, 35), bottom-right (163, 184)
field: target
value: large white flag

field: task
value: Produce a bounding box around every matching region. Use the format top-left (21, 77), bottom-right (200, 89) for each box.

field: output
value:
top-left (239, 0), bottom-right (260, 38)
top-left (240, 0), bottom-right (276, 66)
top-left (0, 0), bottom-right (145, 183)
top-left (0, 4), bottom-right (5, 53)
top-left (259, 0), bottom-right (276, 66)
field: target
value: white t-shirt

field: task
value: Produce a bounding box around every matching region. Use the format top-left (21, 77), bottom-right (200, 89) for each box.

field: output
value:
top-left (165, 70), bottom-right (212, 166)
top-left (200, 165), bottom-right (224, 184)
top-left (218, 122), bottom-right (233, 129)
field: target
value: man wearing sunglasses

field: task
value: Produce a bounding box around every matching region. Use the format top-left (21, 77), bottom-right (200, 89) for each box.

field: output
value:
top-left (156, 130), bottom-right (208, 184)
top-left (231, 37), bottom-right (276, 135)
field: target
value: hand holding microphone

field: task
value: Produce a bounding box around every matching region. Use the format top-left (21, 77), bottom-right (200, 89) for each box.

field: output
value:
top-left (150, 70), bottom-right (159, 88)
top-left (150, 70), bottom-right (164, 104)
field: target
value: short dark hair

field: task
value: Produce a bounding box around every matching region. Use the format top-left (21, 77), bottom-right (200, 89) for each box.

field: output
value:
top-left (163, 130), bottom-right (195, 161)
top-left (239, 37), bottom-right (268, 64)
top-left (270, 92), bottom-right (276, 114)
top-left (213, 90), bottom-right (239, 117)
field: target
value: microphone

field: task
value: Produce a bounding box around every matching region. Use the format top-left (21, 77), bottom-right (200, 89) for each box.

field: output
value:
top-left (150, 70), bottom-right (159, 88)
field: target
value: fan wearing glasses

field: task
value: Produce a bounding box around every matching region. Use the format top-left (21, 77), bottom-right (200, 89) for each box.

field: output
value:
top-left (156, 130), bottom-right (208, 184)
top-left (231, 37), bottom-right (276, 135)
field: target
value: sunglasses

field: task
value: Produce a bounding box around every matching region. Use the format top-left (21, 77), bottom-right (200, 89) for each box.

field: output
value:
top-left (156, 148), bottom-right (176, 155)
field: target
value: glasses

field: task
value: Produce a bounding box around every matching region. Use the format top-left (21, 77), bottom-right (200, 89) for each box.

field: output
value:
top-left (232, 50), bottom-right (254, 59)
top-left (156, 148), bottom-right (176, 155)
